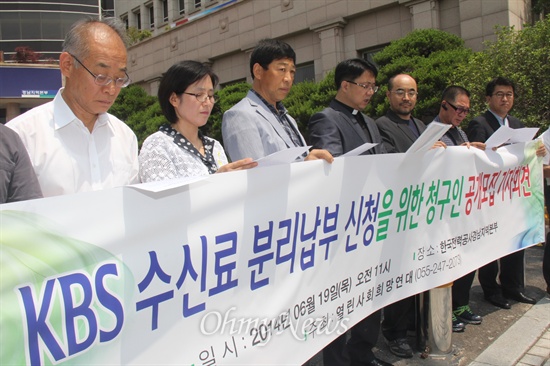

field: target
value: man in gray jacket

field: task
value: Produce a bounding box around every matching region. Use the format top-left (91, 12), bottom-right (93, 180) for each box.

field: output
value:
top-left (222, 38), bottom-right (332, 163)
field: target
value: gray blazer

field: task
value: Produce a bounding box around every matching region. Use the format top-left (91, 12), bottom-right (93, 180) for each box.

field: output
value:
top-left (222, 90), bottom-right (306, 161)
top-left (308, 99), bottom-right (386, 156)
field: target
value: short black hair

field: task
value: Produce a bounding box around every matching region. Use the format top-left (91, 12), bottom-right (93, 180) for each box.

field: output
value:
top-left (334, 58), bottom-right (378, 89)
top-left (441, 85), bottom-right (470, 103)
top-left (249, 38), bottom-right (296, 79)
top-left (486, 77), bottom-right (516, 96)
top-left (158, 60), bottom-right (219, 124)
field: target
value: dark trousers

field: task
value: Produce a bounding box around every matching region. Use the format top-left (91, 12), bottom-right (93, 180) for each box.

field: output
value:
top-left (544, 236), bottom-right (550, 290)
top-left (323, 310), bottom-right (381, 365)
top-left (478, 250), bottom-right (525, 297)
top-left (452, 270), bottom-right (476, 309)
top-left (544, 183), bottom-right (550, 290)
top-left (382, 296), bottom-right (415, 341)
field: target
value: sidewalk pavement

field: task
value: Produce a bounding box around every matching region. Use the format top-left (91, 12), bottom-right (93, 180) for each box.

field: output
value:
top-left (306, 246), bottom-right (550, 366)
top-left (469, 295), bottom-right (550, 366)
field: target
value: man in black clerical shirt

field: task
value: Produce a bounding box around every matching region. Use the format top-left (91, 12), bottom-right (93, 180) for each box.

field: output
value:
top-left (308, 58), bottom-right (389, 366)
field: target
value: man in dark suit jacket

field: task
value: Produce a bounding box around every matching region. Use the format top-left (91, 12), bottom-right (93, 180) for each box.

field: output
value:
top-left (466, 77), bottom-right (536, 309)
top-left (308, 59), bottom-right (390, 366)
top-left (374, 74), bottom-right (431, 154)
top-left (373, 74), bottom-right (446, 359)
top-left (374, 74), bottom-right (423, 360)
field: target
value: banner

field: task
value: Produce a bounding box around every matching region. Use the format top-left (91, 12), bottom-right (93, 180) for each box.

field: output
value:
top-left (0, 141), bottom-right (544, 365)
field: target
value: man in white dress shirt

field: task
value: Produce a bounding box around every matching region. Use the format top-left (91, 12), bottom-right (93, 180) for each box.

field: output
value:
top-left (8, 17), bottom-right (138, 197)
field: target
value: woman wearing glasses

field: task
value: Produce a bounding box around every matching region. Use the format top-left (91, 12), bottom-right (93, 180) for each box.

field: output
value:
top-left (139, 61), bottom-right (256, 182)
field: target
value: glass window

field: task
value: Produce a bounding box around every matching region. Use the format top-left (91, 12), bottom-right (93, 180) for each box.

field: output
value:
top-left (121, 14), bottom-right (129, 29)
top-left (294, 63), bottom-right (315, 84)
top-left (162, 0), bottom-right (168, 22)
top-left (0, 12), bottom-right (21, 41)
top-left (148, 5), bottom-right (154, 28)
top-left (194, 0), bottom-right (201, 9)
top-left (179, 0), bottom-right (186, 15)
top-left (41, 12), bottom-right (62, 39)
top-left (134, 10), bottom-right (142, 29)
top-left (21, 13), bottom-right (42, 39)
top-left (361, 47), bottom-right (384, 69)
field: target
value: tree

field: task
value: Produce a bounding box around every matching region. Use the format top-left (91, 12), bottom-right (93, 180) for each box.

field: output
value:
top-left (109, 85), bottom-right (160, 146)
top-left (371, 29), bottom-right (473, 122)
top-left (452, 15), bottom-right (550, 129)
top-left (533, 0), bottom-right (550, 19)
top-left (11, 46), bottom-right (42, 63)
top-left (126, 27), bottom-right (153, 46)
top-left (285, 70), bottom-right (336, 140)
top-left (208, 82), bottom-right (250, 144)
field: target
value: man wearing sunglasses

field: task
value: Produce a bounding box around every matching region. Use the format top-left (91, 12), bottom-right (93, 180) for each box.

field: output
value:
top-left (8, 18), bottom-right (138, 197)
top-left (434, 86), bottom-right (486, 333)
top-left (466, 77), bottom-right (536, 309)
top-left (436, 86), bottom-right (485, 149)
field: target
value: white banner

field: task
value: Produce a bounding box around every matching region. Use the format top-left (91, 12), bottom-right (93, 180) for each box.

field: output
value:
top-left (0, 141), bottom-right (544, 365)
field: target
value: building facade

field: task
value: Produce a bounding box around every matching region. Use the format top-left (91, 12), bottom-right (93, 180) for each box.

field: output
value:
top-left (0, 0), bottom-right (114, 123)
top-left (116, 0), bottom-right (532, 96)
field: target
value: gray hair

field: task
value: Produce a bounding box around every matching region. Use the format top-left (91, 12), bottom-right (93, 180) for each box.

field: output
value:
top-left (62, 17), bottom-right (129, 60)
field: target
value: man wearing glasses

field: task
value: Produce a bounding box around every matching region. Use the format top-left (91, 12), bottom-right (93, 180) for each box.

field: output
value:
top-left (222, 39), bottom-right (333, 163)
top-left (466, 77), bottom-right (537, 308)
top-left (434, 86), bottom-right (485, 333)
top-left (8, 18), bottom-right (138, 197)
top-left (308, 58), bottom-right (386, 158)
top-left (307, 58), bottom-right (390, 366)
top-left (375, 74), bottom-right (443, 153)
top-left (374, 74), bottom-right (445, 359)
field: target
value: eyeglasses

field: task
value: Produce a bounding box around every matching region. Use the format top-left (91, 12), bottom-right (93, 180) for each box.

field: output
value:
top-left (70, 54), bottom-right (131, 88)
top-left (346, 80), bottom-right (379, 93)
top-left (183, 92), bottom-right (216, 104)
top-left (492, 92), bottom-right (514, 99)
top-left (390, 89), bottom-right (418, 98)
top-left (445, 101), bottom-right (470, 115)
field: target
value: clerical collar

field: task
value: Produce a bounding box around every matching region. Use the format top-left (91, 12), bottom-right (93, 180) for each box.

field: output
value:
top-left (334, 99), bottom-right (360, 115)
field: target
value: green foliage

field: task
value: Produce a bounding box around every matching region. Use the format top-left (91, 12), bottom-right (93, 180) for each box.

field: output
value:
top-left (109, 85), bottom-right (162, 146)
top-left (208, 82), bottom-right (250, 143)
top-left (452, 15), bottom-right (550, 130)
top-left (109, 85), bottom-right (156, 122)
top-left (285, 74), bottom-right (336, 140)
top-left (533, 0), bottom-right (550, 16)
top-left (126, 27), bottom-right (153, 46)
top-left (125, 103), bottom-right (165, 146)
top-left (372, 29), bottom-right (473, 121)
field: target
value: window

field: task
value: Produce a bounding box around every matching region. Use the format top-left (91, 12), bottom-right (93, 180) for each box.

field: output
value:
top-left (133, 9), bottom-right (141, 30)
top-left (294, 63), bottom-right (315, 84)
top-left (361, 47), bottom-right (385, 69)
top-left (101, 0), bottom-right (115, 17)
top-left (161, 0), bottom-right (168, 22)
top-left (179, 0), bottom-right (186, 15)
top-left (121, 14), bottom-right (129, 29)
top-left (147, 5), bottom-right (155, 29)
top-left (194, 0), bottom-right (201, 9)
